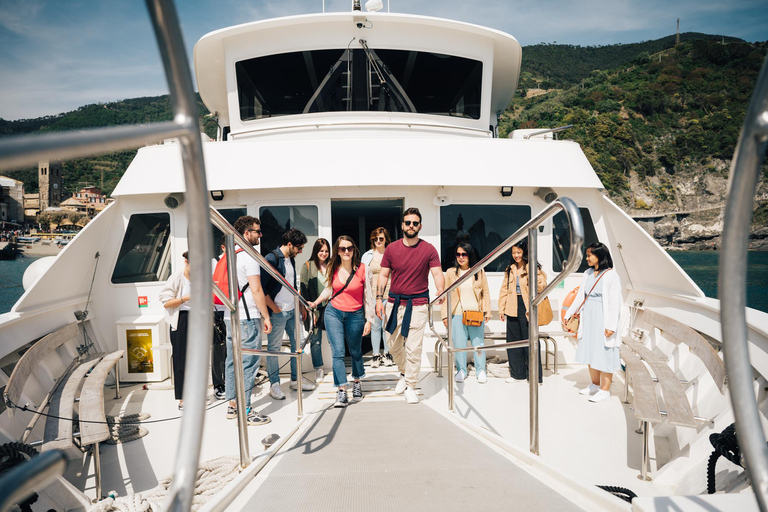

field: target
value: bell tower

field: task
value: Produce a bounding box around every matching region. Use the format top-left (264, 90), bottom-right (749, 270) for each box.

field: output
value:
top-left (38, 160), bottom-right (62, 211)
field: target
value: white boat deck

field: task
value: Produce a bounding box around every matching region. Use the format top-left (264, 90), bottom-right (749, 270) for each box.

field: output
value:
top-left (81, 340), bottom-right (708, 506)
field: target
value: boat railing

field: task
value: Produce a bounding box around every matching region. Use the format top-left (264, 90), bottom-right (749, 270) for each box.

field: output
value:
top-left (719, 55), bottom-right (768, 512)
top-left (427, 197), bottom-right (584, 455)
top-left (210, 207), bottom-right (314, 469)
top-left (0, 2), bottom-right (214, 511)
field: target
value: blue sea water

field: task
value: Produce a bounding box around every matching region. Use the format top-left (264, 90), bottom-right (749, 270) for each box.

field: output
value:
top-left (1, 251), bottom-right (766, 314)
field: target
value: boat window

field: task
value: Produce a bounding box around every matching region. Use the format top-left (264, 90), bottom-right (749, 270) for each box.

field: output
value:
top-left (111, 213), bottom-right (172, 284)
top-left (211, 207), bottom-right (247, 265)
top-left (552, 208), bottom-right (599, 273)
top-left (237, 49), bottom-right (482, 120)
top-left (259, 205), bottom-right (319, 272)
top-left (440, 205), bottom-right (532, 272)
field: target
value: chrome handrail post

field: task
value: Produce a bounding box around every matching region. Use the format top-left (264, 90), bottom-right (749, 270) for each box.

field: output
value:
top-left (528, 227), bottom-right (540, 455)
top-left (295, 294), bottom-right (304, 419)
top-left (146, 2), bottom-right (214, 512)
top-left (225, 234), bottom-right (250, 468)
top-left (446, 293), bottom-right (455, 411)
top-left (720, 55), bottom-right (768, 512)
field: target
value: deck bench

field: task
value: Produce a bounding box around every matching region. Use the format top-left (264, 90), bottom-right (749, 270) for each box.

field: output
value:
top-left (3, 321), bottom-right (124, 500)
top-left (621, 307), bottom-right (726, 481)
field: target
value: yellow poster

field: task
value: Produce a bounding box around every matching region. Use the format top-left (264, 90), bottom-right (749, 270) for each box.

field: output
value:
top-left (126, 328), bottom-right (154, 373)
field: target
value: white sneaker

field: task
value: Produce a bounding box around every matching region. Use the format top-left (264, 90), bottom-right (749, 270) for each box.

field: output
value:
top-left (477, 370), bottom-right (487, 384)
top-left (404, 387), bottom-right (419, 404)
top-left (270, 382), bottom-right (285, 400)
top-left (315, 368), bottom-right (324, 382)
top-left (454, 370), bottom-right (466, 383)
top-left (290, 377), bottom-right (317, 391)
top-left (579, 383), bottom-right (600, 396)
top-left (589, 390), bottom-right (611, 403)
top-left (395, 376), bottom-right (407, 395)
top-left (504, 377), bottom-right (519, 384)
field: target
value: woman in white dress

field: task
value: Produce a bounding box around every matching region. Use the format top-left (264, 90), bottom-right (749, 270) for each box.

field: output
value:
top-left (563, 242), bottom-right (623, 403)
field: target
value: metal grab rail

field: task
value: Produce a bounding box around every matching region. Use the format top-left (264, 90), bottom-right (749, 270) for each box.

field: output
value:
top-left (0, 451), bottom-right (67, 512)
top-left (428, 197), bottom-right (584, 455)
top-left (210, 208), bottom-right (315, 469)
top-left (720, 55), bottom-right (768, 512)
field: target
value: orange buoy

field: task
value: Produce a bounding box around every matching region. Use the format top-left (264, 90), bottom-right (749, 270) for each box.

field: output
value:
top-left (561, 286), bottom-right (580, 324)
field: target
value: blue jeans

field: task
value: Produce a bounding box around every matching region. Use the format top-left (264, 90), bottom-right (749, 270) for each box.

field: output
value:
top-left (224, 317), bottom-right (261, 408)
top-left (308, 328), bottom-right (324, 369)
top-left (370, 313), bottom-right (389, 355)
top-left (452, 315), bottom-right (486, 374)
top-left (267, 309), bottom-right (298, 384)
top-left (324, 303), bottom-right (365, 387)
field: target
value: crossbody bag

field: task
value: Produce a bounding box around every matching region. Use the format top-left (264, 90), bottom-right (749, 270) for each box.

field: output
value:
top-left (564, 269), bottom-right (608, 333)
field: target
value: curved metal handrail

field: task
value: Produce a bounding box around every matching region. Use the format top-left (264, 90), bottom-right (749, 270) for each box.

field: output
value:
top-left (720, 54), bottom-right (768, 512)
top-left (428, 197), bottom-right (583, 455)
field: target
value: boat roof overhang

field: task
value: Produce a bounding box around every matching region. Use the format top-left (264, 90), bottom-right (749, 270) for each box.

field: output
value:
top-left (194, 12), bottom-right (521, 132)
top-left (112, 138), bottom-right (603, 197)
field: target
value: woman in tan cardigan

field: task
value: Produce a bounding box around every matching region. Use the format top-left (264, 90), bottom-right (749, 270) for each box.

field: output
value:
top-left (441, 242), bottom-right (491, 383)
top-left (499, 240), bottom-right (547, 383)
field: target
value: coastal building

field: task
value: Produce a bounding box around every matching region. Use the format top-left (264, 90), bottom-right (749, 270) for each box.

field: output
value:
top-left (0, 175), bottom-right (24, 229)
top-left (38, 160), bottom-right (62, 211)
top-left (61, 186), bottom-right (110, 216)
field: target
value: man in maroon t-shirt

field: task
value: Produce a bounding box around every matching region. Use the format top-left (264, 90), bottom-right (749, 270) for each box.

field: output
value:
top-left (376, 207), bottom-right (444, 404)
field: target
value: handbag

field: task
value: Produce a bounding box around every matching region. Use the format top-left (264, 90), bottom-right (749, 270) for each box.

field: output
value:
top-left (564, 270), bottom-right (608, 333)
top-left (538, 297), bottom-right (554, 326)
top-left (458, 273), bottom-right (484, 327)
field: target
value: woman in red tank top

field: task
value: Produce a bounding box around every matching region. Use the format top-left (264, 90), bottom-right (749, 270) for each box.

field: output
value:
top-left (309, 236), bottom-right (374, 407)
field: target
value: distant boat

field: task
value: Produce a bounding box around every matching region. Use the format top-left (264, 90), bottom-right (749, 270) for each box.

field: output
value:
top-left (16, 236), bottom-right (40, 243)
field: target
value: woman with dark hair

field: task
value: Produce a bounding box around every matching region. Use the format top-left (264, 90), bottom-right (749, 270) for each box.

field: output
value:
top-left (309, 236), bottom-right (374, 407)
top-left (300, 238), bottom-right (330, 382)
top-left (564, 242), bottom-right (622, 403)
top-left (441, 242), bottom-right (490, 383)
top-left (361, 227), bottom-right (394, 368)
top-left (159, 251), bottom-right (192, 410)
top-left (498, 240), bottom-right (547, 383)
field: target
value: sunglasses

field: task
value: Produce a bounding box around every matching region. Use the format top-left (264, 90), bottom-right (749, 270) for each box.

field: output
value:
top-left (246, 229), bottom-right (262, 234)
top-left (374, 236), bottom-right (386, 242)
top-left (338, 246), bottom-right (354, 253)
top-left (455, 252), bottom-right (468, 258)
top-left (403, 220), bottom-right (420, 227)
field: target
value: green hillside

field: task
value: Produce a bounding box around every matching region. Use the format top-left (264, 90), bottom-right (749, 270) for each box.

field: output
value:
top-left (502, 38), bottom-right (767, 204)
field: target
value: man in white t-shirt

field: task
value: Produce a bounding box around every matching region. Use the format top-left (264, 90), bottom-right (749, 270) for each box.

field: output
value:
top-left (223, 216), bottom-right (272, 426)
top-left (261, 228), bottom-right (311, 399)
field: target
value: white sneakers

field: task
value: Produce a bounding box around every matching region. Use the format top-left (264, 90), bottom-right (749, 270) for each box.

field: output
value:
top-left (270, 382), bottom-right (285, 400)
top-left (395, 376), bottom-right (407, 395)
top-left (589, 390), bottom-right (611, 403)
top-left (290, 377), bottom-right (317, 391)
top-left (404, 387), bottom-right (419, 404)
top-left (504, 377), bottom-right (518, 384)
top-left (477, 370), bottom-right (487, 384)
top-left (454, 370), bottom-right (466, 383)
top-left (315, 368), bottom-right (324, 382)
top-left (579, 383), bottom-right (600, 396)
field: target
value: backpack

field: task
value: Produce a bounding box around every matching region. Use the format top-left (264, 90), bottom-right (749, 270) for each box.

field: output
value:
top-left (212, 249), bottom-right (250, 315)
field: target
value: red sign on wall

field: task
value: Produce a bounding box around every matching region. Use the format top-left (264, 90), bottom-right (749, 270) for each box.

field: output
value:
top-left (138, 296), bottom-right (148, 308)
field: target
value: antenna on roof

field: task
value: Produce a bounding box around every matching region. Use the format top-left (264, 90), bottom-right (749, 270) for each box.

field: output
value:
top-left (353, 0), bottom-right (362, 11)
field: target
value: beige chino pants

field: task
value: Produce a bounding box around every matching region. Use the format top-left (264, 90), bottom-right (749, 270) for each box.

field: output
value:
top-left (385, 303), bottom-right (428, 388)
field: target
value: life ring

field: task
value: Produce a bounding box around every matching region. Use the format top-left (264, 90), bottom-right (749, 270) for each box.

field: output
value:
top-left (561, 286), bottom-right (580, 324)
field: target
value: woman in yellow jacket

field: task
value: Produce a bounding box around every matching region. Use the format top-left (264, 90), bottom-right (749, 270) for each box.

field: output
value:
top-left (499, 240), bottom-right (547, 383)
top-left (441, 242), bottom-right (491, 383)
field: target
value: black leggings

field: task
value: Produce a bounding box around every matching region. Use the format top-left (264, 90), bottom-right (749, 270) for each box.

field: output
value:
top-left (170, 310), bottom-right (188, 400)
top-left (505, 295), bottom-right (542, 382)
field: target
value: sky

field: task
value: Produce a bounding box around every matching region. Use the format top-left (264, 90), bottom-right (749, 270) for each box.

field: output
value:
top-left (0, 0), bottom-right (766, 121)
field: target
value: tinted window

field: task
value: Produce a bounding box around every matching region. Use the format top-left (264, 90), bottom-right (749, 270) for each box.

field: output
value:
top-left (552, 208), bottom-right (599, 273)
top-left (259, 206), bottom-right (319, 271)
top-left (112, 213), bottom-right (171, 284)
top-left (237, 49), bottom-right (482, 120)
top-left (211, 207), bottom-right (247, 263)
top-left (440, 205), bottom-right (532, 272)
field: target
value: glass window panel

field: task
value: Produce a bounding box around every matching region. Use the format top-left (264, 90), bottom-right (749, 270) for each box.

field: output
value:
top-left (259, 205), bottom-right (319, 271)
top-left (440, 205), bottom-right (531, 272)
top-left (552, 208), bottom-right (599, 273)
top-left (111, 213), bottom-right (171, 284)
top-left (210, 207), bottom-right (247, 267)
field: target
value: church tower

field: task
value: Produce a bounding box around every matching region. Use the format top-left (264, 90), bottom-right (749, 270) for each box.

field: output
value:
top-left (39, 160), bottom-right (62, 211)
